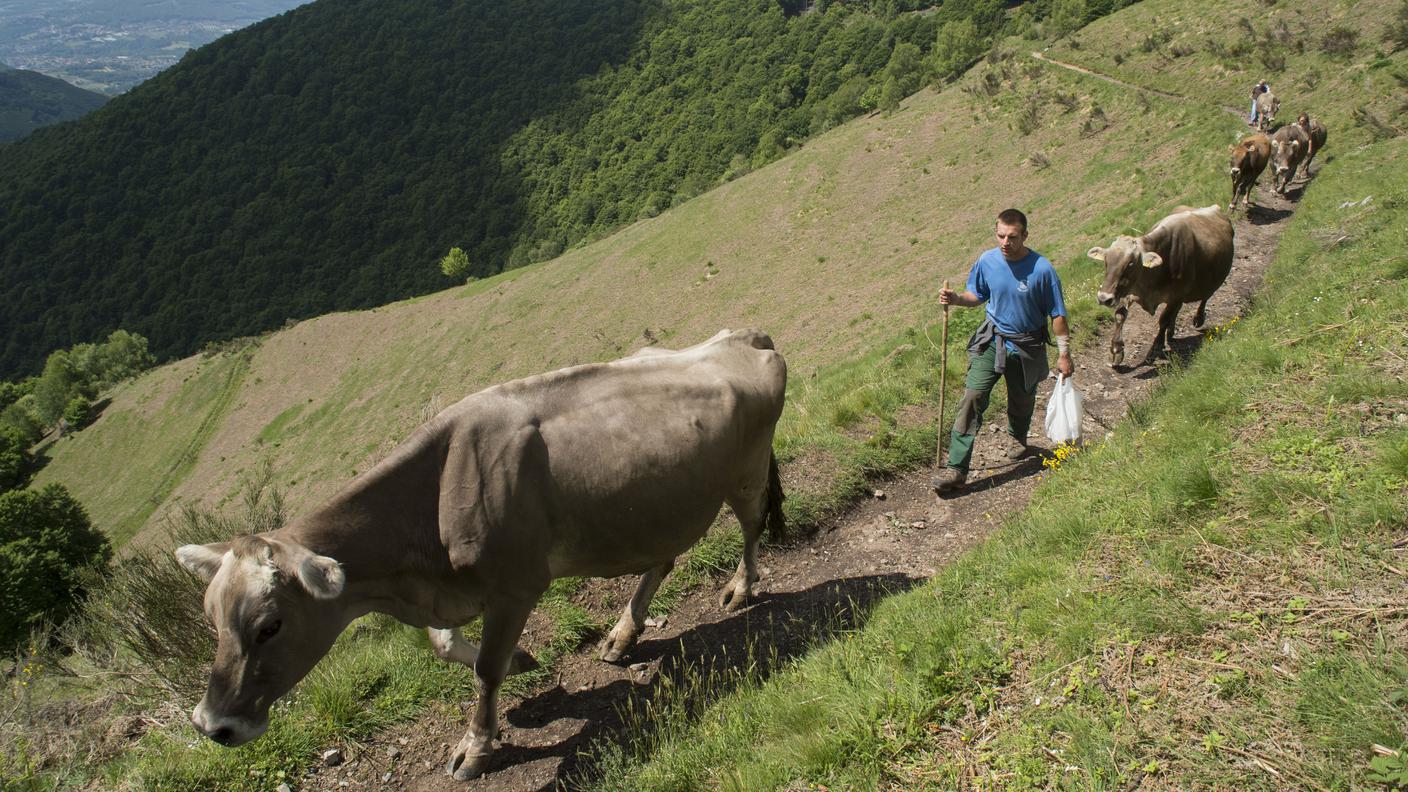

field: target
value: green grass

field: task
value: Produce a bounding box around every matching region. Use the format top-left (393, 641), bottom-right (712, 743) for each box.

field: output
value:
top-left (572, 127), bottom-right (1408, 792)
top-left (13, 0), bottom-right (1408, 788)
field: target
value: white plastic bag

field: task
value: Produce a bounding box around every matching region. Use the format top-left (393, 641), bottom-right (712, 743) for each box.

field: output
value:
top-left (1044, 374), bottom-right (1084, 445)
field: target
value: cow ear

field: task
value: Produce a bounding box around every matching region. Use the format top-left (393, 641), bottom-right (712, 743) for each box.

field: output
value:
top-left (176, 542), bottom-right (231, 582)
top-left (1141, 251), bottom-right (1164, 268)
top-left (1086, 246), bottom-right (1106, 261)
top-left (295, 554), bottom-right (345, 600)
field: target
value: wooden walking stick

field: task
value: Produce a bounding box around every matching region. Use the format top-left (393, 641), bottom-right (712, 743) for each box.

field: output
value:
top-left (936, 279), bottom-right (950, 464)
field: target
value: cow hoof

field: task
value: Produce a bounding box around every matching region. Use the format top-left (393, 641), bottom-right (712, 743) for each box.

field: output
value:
top-left (718, 580), bottom-right (752, 612)
top-left (598, 630), bottom-right (638, 663)
top-left (447, 743), bottom-right (492, 781)
top-left (509, 647), bottom-right (540, 676)
top-left (1109, 350), bottom-right (1124, 368)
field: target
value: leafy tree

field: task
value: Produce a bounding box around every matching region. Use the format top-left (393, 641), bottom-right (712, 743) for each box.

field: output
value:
top-left (0, 484), bottom-right (112, 649)
top-left (879, 42), bottom-right (924, 111)
top-left (0, 426), bottom-right (30, 491)
top-left (61, 396), bottom-right (92, 432)
top-left (1050, 0), bottom-right (1089, 38)
top-left (32, 351), bottom-right (83, 426)
top-left (92, 330), bottom-right (154, 387)
top-left (931, 18), bottom-right (986, 83)
top-left (1, 399), bottom-right (43, 446)
top-left (439, 247), bottom-right (471, 281)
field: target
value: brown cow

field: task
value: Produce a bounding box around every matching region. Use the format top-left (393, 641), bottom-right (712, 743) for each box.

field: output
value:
top-left (1270, 123), bottom-right (1310, 194)
top-left (1295, 113), bottom-right (1328, 178)
top-left (1254, 90), bottom-right (1279, 132)
top-left (1229, 133), bottom-right (1271, 212)
top-left (1087, 205), bottom-right (1235, 368)
top-left (175, 329), bottom-right (787, 781)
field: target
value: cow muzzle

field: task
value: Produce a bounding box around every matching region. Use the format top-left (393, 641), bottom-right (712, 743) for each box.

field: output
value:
top-left (1096, 290), bottom-right (1117, 307)
top-left (191, 701), bottom-right (268, 747)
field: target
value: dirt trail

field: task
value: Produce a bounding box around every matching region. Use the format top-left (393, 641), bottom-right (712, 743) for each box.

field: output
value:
top-left (300, 68), bottom-right (1309, 792)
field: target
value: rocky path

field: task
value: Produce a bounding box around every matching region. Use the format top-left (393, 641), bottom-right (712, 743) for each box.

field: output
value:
top-left (298, 77), bottom-right (1308, 792)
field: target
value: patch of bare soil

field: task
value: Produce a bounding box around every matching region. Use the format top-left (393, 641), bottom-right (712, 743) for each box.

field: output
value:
top-left (293, 132), bottom-right (1309, 792)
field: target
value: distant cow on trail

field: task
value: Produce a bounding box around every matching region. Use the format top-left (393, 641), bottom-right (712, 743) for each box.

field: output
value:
top-left (1296, 113), bottom-right (1327, 178)
top-left (1229, 133), bottom-right (1271, 212)
top-left (1087, 205), bottom-right (1235, 368)
top-left (1270, 123), bottom-right (1310, 195)
top-left (1255, 90), bottom-right (1279, 131)
top-left (175, 329), bottom-right (787, 781)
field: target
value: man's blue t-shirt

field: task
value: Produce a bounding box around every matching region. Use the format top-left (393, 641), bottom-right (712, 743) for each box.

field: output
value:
top-left (965, 247), bottom-right (1067, 353)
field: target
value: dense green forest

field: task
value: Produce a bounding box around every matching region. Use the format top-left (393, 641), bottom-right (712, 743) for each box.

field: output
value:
top-left (0, 65), bottom-right (107, 142)
top-left (0, 0), bottom-right (1129, 378)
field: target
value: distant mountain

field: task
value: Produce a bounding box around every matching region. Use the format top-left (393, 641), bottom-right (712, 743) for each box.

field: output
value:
top-left (0, 65), bottom-right (108, 142)
top-left (0, 0), bottom-right (1071, 378)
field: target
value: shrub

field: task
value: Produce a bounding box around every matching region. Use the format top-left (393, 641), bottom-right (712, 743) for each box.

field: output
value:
top-left (1321, 26), bottom-right (1360, 59)
top-left (60, 396), bottom-right (91, 433)
top-left (0, 485), bottom-right (111, 650)
top-left (1386, 1), bottom-right (1408, 52)
top-left (438, 246), bottom-right (471, 281)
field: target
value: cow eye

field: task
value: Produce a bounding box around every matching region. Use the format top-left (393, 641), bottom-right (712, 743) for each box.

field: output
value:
top-left (255, 620), bottom-right (282, 644)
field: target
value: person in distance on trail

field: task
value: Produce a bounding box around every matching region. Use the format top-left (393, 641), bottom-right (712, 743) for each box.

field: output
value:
top-left (931, 209), bottom-right (1073, 494)
top-left (1249, 79), bottom-right (1269, 125)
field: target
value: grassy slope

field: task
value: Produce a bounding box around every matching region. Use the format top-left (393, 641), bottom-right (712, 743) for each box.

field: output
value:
top-left (572, 2), bottom-right (1408, 789)
top-left (20, 0), bottom-right (1404, 788)
top-left (36, 39), bottom-right (1240, 549)
top-left (584, 133), bottom-right (1408, 792)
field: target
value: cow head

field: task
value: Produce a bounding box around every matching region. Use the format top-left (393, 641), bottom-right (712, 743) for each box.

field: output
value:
top-left (176, 535), bottom-right (349, 747)
top-left (1088, 235), bottom-right (1161, 307)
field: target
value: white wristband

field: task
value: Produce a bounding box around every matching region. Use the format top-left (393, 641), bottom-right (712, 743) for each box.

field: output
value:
top-left (1055, 335), bottom-right (1070, 355)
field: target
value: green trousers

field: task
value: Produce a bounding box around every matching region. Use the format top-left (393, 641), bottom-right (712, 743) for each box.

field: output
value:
top-left (946, 343), bottom-right (1038, 472)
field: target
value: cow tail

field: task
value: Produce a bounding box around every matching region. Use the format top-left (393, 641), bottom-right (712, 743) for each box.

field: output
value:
top-left (764, 452), bottom-right (786, 542)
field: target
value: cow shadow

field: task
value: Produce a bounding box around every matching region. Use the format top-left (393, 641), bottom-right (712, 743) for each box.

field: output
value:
top-left (477, 573), bottom-right (919, 790)
top-left (1247, 204), bottom-right (1292, 225)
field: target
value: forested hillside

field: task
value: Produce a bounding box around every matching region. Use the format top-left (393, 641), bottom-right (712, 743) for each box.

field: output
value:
top-left (0, 66), bottom-right (106, 142)
top-left (0, 0), bottom-right (1128, 377)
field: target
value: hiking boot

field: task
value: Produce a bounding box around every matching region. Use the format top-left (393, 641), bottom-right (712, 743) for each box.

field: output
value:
top-left (1006, 441), bottom-right (1032, 461)
top-left (930, 467), bottom-right (967, 494)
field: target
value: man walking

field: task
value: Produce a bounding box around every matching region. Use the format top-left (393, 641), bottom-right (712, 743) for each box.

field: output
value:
top-left (931, 209), bottom-right (1073, 494)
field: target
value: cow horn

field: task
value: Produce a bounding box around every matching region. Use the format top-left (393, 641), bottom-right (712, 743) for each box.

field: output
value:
top-left (1141, 251), bottom-right (1164, 268)
top-left (1086, 246), bottom-right (1106, 261)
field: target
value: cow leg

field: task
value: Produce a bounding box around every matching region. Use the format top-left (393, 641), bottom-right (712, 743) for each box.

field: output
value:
top-left (446, 599), bottom-right (535, 782)
top-left (428, 627), bottom-right (539, 676)
top-left (1193, 299), bottom-right (1210, 330)
top-left (1109, 303), bottom-right (1129, 368)
top-left (1145, 302), bottom-right (1183, 362)
top-left (719, 483), bottom-right (768, 612)
top-left (600, 560), bottom-right (674, 662)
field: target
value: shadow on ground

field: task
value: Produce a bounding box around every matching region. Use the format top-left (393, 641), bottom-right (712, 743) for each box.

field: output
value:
top-left (470, 573), bottom-right (920, 791)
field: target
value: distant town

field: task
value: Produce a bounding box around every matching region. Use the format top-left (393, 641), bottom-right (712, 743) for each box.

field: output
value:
top-left (0, 2), bottom-right (306, 94)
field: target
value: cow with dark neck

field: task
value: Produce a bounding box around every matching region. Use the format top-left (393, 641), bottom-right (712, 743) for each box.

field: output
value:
top-left (177, 328), bottom-right (788, 781)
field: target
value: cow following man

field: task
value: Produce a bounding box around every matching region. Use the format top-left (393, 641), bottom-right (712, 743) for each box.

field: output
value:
top-left (1229, 132), bottom-right (1271, 212)
top-left (1296, 112), bottom-right (1328, 178)
top-left (1270, 122), bottom-right (1311, 194)
top-left (173, 328), bottom-right (787, 782)
top-left (1087, 205), bottom-right (1235, 368)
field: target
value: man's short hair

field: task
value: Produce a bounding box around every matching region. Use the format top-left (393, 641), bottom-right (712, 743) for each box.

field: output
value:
top-left (996, 208), bottom-right (1028, 232)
